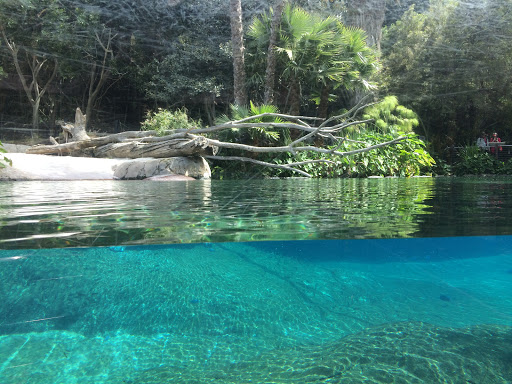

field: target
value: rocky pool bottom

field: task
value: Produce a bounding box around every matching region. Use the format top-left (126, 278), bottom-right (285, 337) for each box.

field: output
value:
top-left (1, 240), bottom-right (511, 383)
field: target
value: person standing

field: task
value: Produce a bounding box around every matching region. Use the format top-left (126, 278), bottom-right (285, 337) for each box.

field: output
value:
top-left (490, 132), bottom-right (502, 155)
top-left (476, 133), bottom-right (487, 150)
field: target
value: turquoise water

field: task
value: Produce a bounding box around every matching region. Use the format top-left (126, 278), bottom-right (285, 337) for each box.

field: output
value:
top-left (1, 177), bottom-right (512, 382)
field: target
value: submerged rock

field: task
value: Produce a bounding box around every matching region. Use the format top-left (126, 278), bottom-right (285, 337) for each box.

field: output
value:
top-left (0, 322), bottom-right (510, 383)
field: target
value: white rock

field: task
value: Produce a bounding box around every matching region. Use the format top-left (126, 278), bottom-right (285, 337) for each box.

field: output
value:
top-left (0, 153), bottom-right (211, 180)
top-left (113, 157), bottom-right (211, 180)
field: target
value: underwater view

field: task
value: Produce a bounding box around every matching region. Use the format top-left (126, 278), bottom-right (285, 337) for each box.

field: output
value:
top-left (1, 177), bottom-right (511, 383)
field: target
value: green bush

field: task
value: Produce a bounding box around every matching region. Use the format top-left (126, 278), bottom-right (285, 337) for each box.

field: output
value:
top-left (429, 153), bottom-right (452, 176)
top-left (272, 132), bottom-right (435, 178)
top-left (141, 108), bottom-right (200, 136)
top-left (0, 140), bottom-right (12, 169)
top-left (361, 95), bottom-right (419, 134)
top-left (452, 146), bottom-right (497, 175)
top-left (211, 98), bottom-right (436, 179)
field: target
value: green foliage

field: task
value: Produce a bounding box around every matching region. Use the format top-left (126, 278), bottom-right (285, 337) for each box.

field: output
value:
top-left (129, 0), bottom-right (232, 119)
top-left (362, 96), bottom-right (419, 134)
top-left (213, 132), bottom-right (435, 179)
top-left (0, 141), bottom-right (12, 169)
top-left (274, 132), bottom-right (435, 178)
top-left (453, 146), bottom-right (500, 176)
top-left (246, 5), bottom-right (378, 114)
top-left (212, 97), bottom-right (434, 179)
top-left (496, 159), bottom-right (512, 175)
top-left (141, 108), bottom-right (200, 136)
top-left (381, 0), bottom-right (512, 152)
top-left (429, 154), bottom-right (451, 176)
top-left (215, 102), bottom-right (290, 146)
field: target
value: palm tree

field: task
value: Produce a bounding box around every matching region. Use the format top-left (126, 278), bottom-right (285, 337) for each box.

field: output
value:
top-left (314, 24), bottom-right (379, 118)
top-left (247, 5), bottom-right (379, 117)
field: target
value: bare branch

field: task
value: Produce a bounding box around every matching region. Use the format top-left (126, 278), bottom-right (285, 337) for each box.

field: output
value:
top-left (39, 59), bottom-right (58, 100)
top-left (232, 112), bottom-right (323, 124)
top-left (203, 155), bottom-right (313, 177)
top-left (191, 121), bottom-right (317, 135)
top-left (287, 159), bottom-right (336, 166)
top-left (338, 136), bottom-right (408, 156)
top-left (319, 95), bottom-right (376, 128)
top-left (324, 119), bottom-right (374, 133)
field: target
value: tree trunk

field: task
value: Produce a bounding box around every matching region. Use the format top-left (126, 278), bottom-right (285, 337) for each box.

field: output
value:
top-left (32, 99), bottom-right (40, 134)
top-left (344, 0), bottom-right (386, 51)
top-left (230, 0), bottom-right (248, 106)
top-left (263, 0), bottom-right (286, 105)
top-left (85, 29), bottom-right (115, 131)
top-left (287, 77), bottom-right (301, 116)
top-left (318, 84), bottom-right (330, 119)
top-left (27, 133), bottom-right (217, 158)
top-left (85, 64), bottom-right (98, 131)
top-left (1, 27), bottom-right (58, 132)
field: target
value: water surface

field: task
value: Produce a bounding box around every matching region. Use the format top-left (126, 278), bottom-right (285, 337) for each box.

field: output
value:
top-left (1, 177), bottom-right (511, 383)
top-left (2, 177), bottom-right (512, 249)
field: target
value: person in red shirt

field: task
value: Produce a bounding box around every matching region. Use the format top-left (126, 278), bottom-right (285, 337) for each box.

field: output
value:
top-left (490, 132), bottom-right (502, 154)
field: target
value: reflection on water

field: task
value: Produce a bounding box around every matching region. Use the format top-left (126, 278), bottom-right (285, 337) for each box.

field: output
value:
top-left (2, 177), bottom-right (512, 249)
top-left (0, 177), bottom-right (437, 249)
top-left (0, 239), bottom-right (511, 383)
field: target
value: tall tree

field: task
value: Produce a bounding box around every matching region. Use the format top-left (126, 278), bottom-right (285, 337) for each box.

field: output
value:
top-left (0, 0), bottom-right (64, 132)
top-left (84, 28), bottom-right (116, 131)
top-left (230, 0), bottom-right (248, 106)
top-left (263, 0), bottom-right (286, 105)
top-left (381, 0), bottom-right (512, 150)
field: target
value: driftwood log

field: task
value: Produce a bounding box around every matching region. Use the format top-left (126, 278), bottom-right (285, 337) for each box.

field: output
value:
top-left (28, 133), bottom-right (217, 158)
top-left (26, 98), bottom-right (407, 177)
top-left (56, 107), bottom-right (90, 142)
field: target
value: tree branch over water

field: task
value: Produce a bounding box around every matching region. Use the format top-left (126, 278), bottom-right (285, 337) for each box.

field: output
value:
top-left (26, 101), bottom-right (408, 177)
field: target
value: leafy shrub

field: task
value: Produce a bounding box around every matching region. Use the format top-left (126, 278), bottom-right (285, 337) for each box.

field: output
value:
top-left (429, 153), bottom-right (452, 176)
top-left (141, 108), bottom-right (200, 136)
top-left (0, 140), bottom-right (12, 169)
top-left (272, 132), bottom-right (435, 178)
top-left (496, 159), bottom-right (512, 175)
top-left (360, 95), bottom-right (419, 134)
top-left (211, 98), bottom-right (435, 179)
top-left (452, 146), bottom-right (496, 175)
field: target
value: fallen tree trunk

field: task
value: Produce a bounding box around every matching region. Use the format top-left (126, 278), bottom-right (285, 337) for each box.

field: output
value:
top-left (93, 135), bottom-right (216, 158)
top-left (25, 131), bottom-right (216, 158)
top-left (27, 130), bottom-right (157, 155)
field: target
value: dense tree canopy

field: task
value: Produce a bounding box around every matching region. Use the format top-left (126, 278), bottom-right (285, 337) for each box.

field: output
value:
top-left (381, 0), bottom-right (512, 152)
top-left (247, 4), bottom-right (378, 117)
top-left (0, 0), bottom-right (511, 167)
